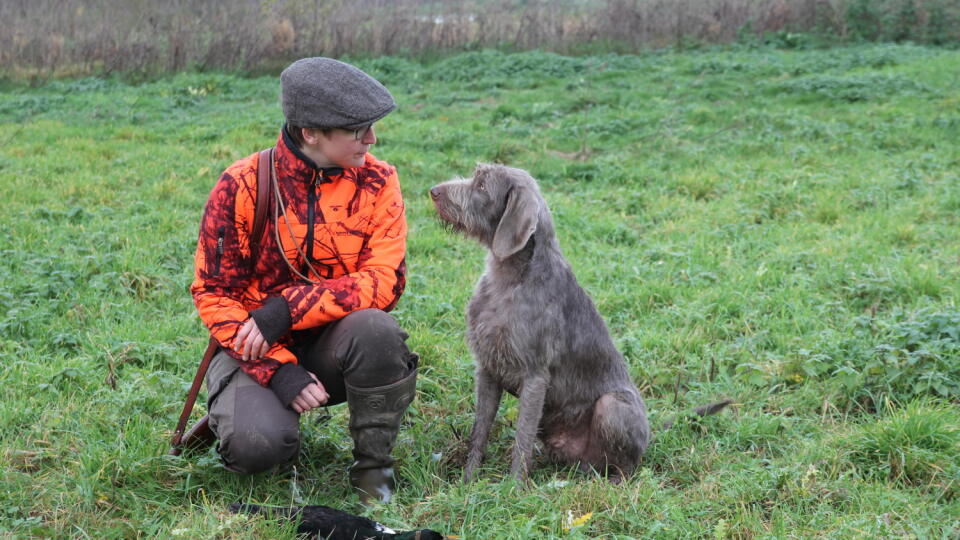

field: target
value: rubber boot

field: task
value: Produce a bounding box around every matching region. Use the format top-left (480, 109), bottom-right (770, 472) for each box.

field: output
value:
top-left (345, 368), bottom-right (417, 505)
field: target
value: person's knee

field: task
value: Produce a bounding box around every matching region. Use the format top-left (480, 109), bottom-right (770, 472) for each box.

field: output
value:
top-left (206, 362), bottom-right (301, 474)
top-left (339, 309), bottom-right (402, 342)
top-left (219, 425), bottom-right (299, 475)
top-left (337, 309), bottom-right (416, 386)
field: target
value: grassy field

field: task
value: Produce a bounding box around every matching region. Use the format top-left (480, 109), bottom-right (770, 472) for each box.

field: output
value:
top-left (1, 43), bottom-right (959, 538)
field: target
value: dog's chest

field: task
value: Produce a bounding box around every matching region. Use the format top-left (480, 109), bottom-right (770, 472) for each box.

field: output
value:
top-left (466, 278), bottom-right (531, 393)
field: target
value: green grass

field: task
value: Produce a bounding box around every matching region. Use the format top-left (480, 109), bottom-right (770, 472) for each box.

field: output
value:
top-left (1, 43), bottom-right (959, 538)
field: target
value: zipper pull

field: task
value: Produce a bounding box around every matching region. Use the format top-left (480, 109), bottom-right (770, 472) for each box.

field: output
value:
top-left (213, 225), bottom-right (225, 275)
top-left (216, 226), bottom-right (225, 255)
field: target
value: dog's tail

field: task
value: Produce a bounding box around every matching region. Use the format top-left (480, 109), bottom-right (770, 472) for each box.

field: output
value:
top-left (661, 399), bottom-right (733, 430)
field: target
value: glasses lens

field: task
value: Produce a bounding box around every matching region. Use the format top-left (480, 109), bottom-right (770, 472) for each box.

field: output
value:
top-left (354, 124), bottom-right (372, 140)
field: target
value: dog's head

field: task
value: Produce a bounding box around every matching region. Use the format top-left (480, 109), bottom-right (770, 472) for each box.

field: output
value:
top-left (430, 163), bottom-right (544, 259)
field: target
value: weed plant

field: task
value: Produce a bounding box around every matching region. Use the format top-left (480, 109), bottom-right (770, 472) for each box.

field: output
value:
top-left (1, 44), bottom-right (959, 538)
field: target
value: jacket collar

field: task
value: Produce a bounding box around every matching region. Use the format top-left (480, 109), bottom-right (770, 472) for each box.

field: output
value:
top-left (276, 125), bottom-right (344, 184)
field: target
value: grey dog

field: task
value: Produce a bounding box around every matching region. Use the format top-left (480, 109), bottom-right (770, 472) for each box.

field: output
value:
top-left (430, 163), bottom-right (730, 484)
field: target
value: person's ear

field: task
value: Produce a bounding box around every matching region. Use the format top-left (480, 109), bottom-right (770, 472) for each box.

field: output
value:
top-left (301, 127), bottom-right (326, 146)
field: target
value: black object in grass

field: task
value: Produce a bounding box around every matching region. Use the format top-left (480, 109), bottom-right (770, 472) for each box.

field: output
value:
top-left (229, 503), bottom-right (444, 540)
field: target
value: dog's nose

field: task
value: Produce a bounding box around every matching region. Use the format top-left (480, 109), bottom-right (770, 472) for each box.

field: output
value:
top-left (430, 186), bottom-right (442, 200)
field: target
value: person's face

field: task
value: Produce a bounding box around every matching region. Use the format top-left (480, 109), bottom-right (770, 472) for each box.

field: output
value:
top-left (302, 125), bottom-right (377, 169)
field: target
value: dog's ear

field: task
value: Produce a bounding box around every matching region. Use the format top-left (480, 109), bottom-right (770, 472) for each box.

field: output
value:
top-left (492, 185), bottom-right (539, 259)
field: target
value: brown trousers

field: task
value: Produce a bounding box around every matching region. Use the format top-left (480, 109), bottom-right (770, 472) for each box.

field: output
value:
top-left (205, 309), bottom-right (417, 474)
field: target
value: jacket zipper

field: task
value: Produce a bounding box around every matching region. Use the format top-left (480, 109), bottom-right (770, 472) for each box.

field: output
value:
top-left (214, 225), bottom-right (225, 275)
top-left (302, 171), bottom-right (318, 276)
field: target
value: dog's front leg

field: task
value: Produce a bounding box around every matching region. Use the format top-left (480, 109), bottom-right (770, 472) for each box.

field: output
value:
top-left (464, 367), bottom-right (503, 483)
top-left (510, 372), bottom-right (548, 484)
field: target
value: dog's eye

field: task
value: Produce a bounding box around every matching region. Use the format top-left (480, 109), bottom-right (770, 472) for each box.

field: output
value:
top-left (476, 181), bottom-right (486, 191)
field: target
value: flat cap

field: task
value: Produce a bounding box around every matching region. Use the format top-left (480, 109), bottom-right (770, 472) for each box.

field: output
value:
top-left (281, 57), bottom-right (396, 129)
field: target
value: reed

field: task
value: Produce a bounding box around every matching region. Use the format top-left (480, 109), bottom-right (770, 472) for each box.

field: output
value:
top-left (2, 0), bottom-right (956, 81)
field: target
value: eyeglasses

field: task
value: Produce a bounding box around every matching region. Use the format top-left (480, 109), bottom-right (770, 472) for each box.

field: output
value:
top-left (351, 124), bottom-right (374, 141)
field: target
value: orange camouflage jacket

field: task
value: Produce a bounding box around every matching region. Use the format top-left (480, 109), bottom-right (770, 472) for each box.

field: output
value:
top-left (191, 130), bottom-right (407, 387)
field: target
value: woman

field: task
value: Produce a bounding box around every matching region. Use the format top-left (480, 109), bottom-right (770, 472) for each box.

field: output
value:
top-left (191, 57), bottom-right (417, 505)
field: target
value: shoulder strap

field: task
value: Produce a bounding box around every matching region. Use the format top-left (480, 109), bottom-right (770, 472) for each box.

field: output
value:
top-left (169, 336), bottom-right (219, 453)
top-left (251, 148), bottom-right (274, 264)
top-left (171, 147), bottom-right (273, 454)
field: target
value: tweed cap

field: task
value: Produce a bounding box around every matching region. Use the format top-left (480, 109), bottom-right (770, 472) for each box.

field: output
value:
top-left (281, 57), bottom-right (396, 129)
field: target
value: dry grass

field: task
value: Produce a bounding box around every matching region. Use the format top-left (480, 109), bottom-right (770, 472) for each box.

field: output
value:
top-left (2, 0), bottom-right (957, 81)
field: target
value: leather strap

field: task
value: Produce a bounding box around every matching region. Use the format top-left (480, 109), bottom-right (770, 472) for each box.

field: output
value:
top-left (171, 146), bottom-right (275, 453)
top-left (251, 148), bottom-right (273, 262)
top-left (170, 336), bottom-right (219, 448)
